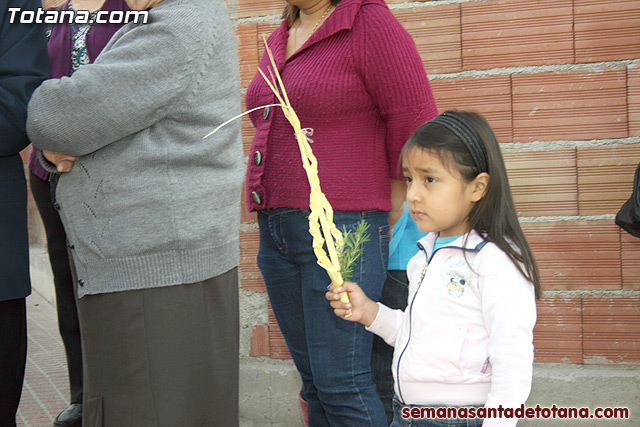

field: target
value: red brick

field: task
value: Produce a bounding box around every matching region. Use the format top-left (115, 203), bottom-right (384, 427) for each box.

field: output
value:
top-left (621, 231), bottom-right (640, 290)
top-left (577, 144), bottom-right (640, 215)
top-left (236, 23), bottom-right (260, 88)
top-left (629, 65), bottom-right (640, 137)
top-left (503, 148), bottom-right (578, 217)
top-left (522, 221), bottom-right (621, 291)
top-left (249, 324), bottom-right (270, 357)
top-left (575, 0), bottom-right (640, 63)
top-left (393, 4), bottom-right (462, 74)
top-left (512, 68), bottom-right (628, 142)
top-left (582, 296), bottom-right (640, 363)
top-left (430, 75), bottom-right (512, 142)
top-left (533, 296), bottom-right (583, 363)
top-left (226, 0), bottom-right (282, 19)
top-left (257, 23), bottom-right (282, 55)
top-left (268, 304), bottom-right (292, 359)
top-left (461, 0), bottom-right (573, 70)
top-left (239, 228), bottom-right (265, 292)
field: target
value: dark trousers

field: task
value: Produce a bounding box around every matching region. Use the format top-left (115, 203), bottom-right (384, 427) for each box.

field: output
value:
top-left (0, 298), bottom-right (27, 427)
top-left (29, 171), bottom-right (83, 404)
top-left (371, 270), bottom-right (410, 425)
top-left (258, 209), bottom-right (389, 426)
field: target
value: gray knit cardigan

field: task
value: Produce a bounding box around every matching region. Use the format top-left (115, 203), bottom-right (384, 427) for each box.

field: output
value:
top-left (27, 0), bottom-right (244, 297)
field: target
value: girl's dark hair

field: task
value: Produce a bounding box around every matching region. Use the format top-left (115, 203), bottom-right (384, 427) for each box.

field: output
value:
top-left (283, 1), bottom-right (343, 28)
top-left (402, 111), bottom-right (541, 298)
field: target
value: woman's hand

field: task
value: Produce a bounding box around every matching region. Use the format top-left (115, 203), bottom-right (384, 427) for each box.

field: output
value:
top-left (325, 282), bottom-right (379, 327)
top-left (42, 150), bottom-right (77, 173)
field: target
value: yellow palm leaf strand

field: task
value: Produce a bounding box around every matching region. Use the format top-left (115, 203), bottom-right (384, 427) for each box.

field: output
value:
top-left (260, 38), bottom-right (350, 305)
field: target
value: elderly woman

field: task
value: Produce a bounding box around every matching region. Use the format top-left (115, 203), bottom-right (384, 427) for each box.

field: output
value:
top-left (27, 0), bottom-right (243, 425)
top-left (245, 0), bottom-right (438, 425)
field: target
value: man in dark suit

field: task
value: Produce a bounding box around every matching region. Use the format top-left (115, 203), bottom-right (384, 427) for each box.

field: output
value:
top-left (0, 1), bottom-right (49, 425)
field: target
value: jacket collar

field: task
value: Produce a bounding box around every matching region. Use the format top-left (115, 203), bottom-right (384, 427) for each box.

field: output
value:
top-left (417, 230), bottom-right (489, 261)
top-left (310, 0), bottom-right (363, 44)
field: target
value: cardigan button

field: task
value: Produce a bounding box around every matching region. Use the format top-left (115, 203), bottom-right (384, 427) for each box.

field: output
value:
top-left (53, 202), bottom-right (61, 211)
top-left (251, 191), bottom-right (262, 205)
top-left (253, 151), bottom-right (263, 166)
top-left (78, 279), bottom-right (85, 287)
top-left (263, 106), bottom-right (270, 120)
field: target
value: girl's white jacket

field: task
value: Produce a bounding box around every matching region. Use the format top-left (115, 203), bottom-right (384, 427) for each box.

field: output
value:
top-left (368, 231), bottom-right (537, 427)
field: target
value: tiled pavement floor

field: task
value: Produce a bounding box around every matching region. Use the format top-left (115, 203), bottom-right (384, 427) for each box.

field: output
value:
top-left (17, 291), bottom-right (70, 427)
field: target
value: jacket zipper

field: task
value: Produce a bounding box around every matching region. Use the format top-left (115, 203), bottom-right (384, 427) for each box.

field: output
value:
top-left (481, 357), bottom-right (491, 374)
top-left (394, 239), bottom-right (489, 404)
top-left (395, 258), bottom-right (428, 403)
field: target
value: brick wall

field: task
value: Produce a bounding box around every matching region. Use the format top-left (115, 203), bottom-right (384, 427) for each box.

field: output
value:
top-left (28, 0), bottom-right (639, 365)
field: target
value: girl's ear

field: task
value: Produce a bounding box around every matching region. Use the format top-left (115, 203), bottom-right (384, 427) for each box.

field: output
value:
top-left (470, 173), bottom-right (490, 202)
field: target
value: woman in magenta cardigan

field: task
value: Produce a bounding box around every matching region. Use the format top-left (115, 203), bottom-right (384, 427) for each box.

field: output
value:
top-left (27, 1), bottom-right (129, 425)
top-left (245, 0), bottom-right (437, 424)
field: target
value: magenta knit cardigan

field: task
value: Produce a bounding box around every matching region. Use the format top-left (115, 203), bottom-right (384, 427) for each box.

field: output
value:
top-left (245, 0), bottom-right (438, 212)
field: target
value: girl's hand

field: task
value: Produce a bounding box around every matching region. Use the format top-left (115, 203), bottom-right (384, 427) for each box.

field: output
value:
top-left (325, 282), bottom-right (379, 327)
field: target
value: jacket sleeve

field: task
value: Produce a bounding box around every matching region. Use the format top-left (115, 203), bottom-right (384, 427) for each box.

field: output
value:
top-left (0, 0), bottom-right (49, 157)
top-left (27, 15), bottom-right (192, 156)
top-left (367, 303), bottom-right (404, 347)
top-left (478, 247), bottom-right (537, 427)
top-left (353, 3), bottom-right (438, 180)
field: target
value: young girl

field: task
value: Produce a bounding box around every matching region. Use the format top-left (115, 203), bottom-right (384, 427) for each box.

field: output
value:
top-left (327, 111), bottom-right (540, 427)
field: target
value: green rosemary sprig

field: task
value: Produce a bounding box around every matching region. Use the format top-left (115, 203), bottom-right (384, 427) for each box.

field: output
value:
top-left (337, 220), bottom-right (371, 282)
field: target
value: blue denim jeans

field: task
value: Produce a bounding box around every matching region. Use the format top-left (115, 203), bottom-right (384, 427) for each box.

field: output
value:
top-left (391, 398), bottom-right (484, 427)
top-left (258, 208), bottom-right (389, 427)
top-left (372, 270), bottom-right (409, 425)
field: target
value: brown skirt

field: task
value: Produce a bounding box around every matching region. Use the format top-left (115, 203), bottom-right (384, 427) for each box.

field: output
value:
top-left (75, 268), bottom-right (239, 427)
